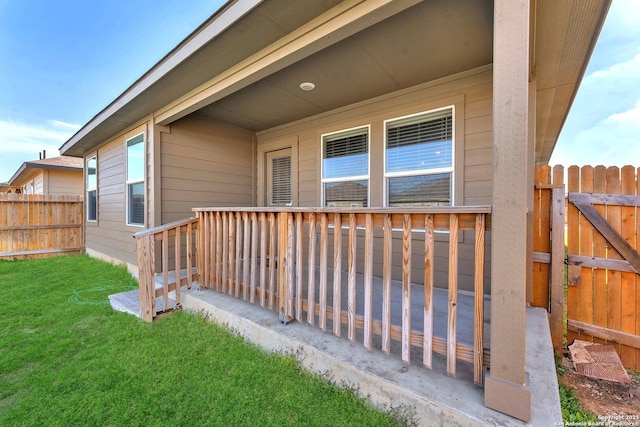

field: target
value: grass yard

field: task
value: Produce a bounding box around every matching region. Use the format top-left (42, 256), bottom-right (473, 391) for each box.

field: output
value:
top-left (0, 255), bottom-right (405, 426)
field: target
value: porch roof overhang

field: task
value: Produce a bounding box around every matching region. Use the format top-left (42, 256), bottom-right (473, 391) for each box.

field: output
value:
top-left (60, 0), bottom-right (610, 166)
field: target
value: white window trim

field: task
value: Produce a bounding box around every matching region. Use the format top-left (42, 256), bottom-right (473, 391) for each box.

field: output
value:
top-left (125, 132), bottom-right (145, 227)
top-left (86, 155), bottom-right (97, 223)
top-left (383, 105), bottom-right (455, 207)
top-left (320, 125), bottom-right (371, 207)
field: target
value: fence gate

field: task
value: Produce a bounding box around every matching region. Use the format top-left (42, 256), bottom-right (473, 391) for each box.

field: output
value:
top-left (533, 165), bottom-right (640, 371)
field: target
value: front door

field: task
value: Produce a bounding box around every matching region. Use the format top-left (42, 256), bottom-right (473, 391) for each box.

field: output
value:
top-left (265, 148), bottom-right (292, 207)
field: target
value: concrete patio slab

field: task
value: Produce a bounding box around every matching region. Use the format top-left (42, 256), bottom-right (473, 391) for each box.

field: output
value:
top-left (180, 288), bottom-right (561, 426)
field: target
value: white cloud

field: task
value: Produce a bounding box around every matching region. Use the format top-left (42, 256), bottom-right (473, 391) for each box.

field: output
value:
top-left (48, 119), bottom-right (81, 131)
top-left (590, 53), bottom-right (640, 80)
top-left (0, 119), bottom-right (81, 181)
top-left (607, 100), bottom-right (640, 124)
top-left (0, 119), bottom-right (79, 155)
top-left (551, 100), bottom-right (640, 168)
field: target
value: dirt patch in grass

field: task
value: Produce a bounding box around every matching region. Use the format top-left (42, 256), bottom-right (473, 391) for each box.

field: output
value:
top-left (558, 356), bottom-right (640, 419)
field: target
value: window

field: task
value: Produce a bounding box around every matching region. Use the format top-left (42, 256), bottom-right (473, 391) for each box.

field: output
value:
top-left (126, 133), bottom-right (145, 226)
top-left (322, 126), bottom-right (369, 207)
top-left (86, 156), bottom-right (97, 222)
top-left (385, 107), bottom-right (453, 207)
top-left (266, 149), bottom-right (292, 206)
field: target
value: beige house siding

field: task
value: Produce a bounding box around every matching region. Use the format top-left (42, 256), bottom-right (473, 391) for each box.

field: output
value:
top-left (33, 173), bottom-right (44, 194)
top-left (160, 114), bottom-right (255, 224)
top-left (85, 124), bottom-right (148, 267)
top-left (256, 67), bottom-right (493, 292)
top-left (46, 170), bottom-right (83, 195)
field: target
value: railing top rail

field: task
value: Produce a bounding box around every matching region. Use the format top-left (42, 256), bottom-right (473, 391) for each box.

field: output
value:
top-left (133, 216), bottom-right (198, 239)
top-left (191, 206), bottom-right (492, 214)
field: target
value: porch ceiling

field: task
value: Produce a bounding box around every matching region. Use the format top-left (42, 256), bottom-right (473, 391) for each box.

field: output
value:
top-left (194, 0), bottom-right (494, 131)
top-left (60, 0), bottom-right (610, 165)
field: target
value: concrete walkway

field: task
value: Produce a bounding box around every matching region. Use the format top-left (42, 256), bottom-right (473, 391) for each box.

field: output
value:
top-left (108, 271), bottom-right (561, 426)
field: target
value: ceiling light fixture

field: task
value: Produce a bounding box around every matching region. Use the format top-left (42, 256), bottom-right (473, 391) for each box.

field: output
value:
top-left (299, 82), bottom-right (315, 91)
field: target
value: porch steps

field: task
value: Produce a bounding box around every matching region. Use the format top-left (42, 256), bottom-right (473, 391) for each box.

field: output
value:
top-left (108, 268), bottom-right (197, 318)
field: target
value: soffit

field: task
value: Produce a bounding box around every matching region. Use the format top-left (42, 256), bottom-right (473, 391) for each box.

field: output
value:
top-left (196, 0), bottom-right (494, 130)
top-left (60, 0), bottom-right (344, 157)
top-left (534, 0), bottom-right (610, 165)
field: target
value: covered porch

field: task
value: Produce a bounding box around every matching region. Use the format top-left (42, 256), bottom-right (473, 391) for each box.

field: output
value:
top-left (125, 205), bottom-right (561, 425)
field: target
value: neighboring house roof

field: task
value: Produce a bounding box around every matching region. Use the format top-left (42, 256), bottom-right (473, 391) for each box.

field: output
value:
top-left (7, 156), bottom-right (84, 187)
top-left (59, 0), bottom-right (611, 165)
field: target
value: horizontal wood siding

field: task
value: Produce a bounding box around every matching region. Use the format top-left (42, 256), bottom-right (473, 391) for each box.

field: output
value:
top-left (85, 124), bottom-right (147, 266)
top-left (47, 170), bottom-right (83, 195)
top-left (34, 173), bottom-right (44, 195)
top-left (160, 114), bottom-right (255, 224)
top-left (256, 68), bottom-right (493, 292)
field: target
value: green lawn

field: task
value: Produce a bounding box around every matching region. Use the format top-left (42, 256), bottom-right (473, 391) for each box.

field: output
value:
top-left (0, 255), bottom-right (406, 426)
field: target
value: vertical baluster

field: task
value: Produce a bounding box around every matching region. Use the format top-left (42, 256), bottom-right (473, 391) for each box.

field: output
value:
top-left (295, 212), bottom-right (303, 321)
top-left (215, 211), bottom-right (222, 291)
top-left (423, 214), bottom-right (435, 368)
top-left (222, 212), bottom-right (229, 294)
top-left (382, 214), bottom-right (392, 353)
top-left (174, 225), bottom-right (182, 305)
top-left (364, 213), bottom-right (373, 350)
top-left (348, 213), bottom-right (357, 342)
top-left (402, 214), bottom-right (411, 363)
top-left (447, 213), bottom-right (459, 377)
top-left (243, 212), bottom-right (250, 301)
top-left (250, 212), bottom-right (258, 304)
top-left (474, 213), bottom-right (486, 385)
top-left (307, 212), bottom-right (316, 325)
top-left (162, 229), bottom-right (169, 312)
top-left (319, 213), bottom-right (328, 331)
top-left (268, 212), bottom-right (276, 310)
top-left (186, 221), bottom-right (193, 289)
top-left (203, 212), bottom-right (210, 289)
top-left (333, 213), bottom-right (342, 337)
top-left (235, 212), bottom-right (242, 298)
top-left (286, 212), bottom-right (295, 319)
top-left (209, 212), bottom-right (216, 289)
top-left (228, 212), bottom-right (236, 296)
top-left (260, 212), bottom-right (267, 308)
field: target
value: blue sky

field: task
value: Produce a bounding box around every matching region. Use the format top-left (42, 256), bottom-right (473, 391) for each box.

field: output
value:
top-left (0, 0), bottom-right (637, 183)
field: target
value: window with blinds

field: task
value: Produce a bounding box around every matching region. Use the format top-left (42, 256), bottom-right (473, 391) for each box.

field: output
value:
top-left (271, 155), bottom-right (291, 205)
top-left (385, 108), bottom-right (453, 207)
top-left (322, 126), bottom-right (369, 207)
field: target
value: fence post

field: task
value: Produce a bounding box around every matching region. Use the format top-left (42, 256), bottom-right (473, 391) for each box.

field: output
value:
top-left (550, 184), bottom-right (565, 354)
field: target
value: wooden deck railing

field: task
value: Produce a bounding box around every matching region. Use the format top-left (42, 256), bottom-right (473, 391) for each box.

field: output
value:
top-left (192, 207), bottom-right (491, 385)
top-left (133, 217), bottom-right (199, 322)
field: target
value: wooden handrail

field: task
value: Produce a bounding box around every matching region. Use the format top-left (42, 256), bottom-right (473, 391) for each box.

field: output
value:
top-left (134, 217), bottom-right (200, 322)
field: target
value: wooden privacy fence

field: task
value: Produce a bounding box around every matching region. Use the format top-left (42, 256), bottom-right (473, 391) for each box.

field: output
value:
top-left (533, 165), bottom-right (640, 371)
top-left (0, 194), bottom-right (83, 259)
top-left (190, 207), bottom-right (491, 385)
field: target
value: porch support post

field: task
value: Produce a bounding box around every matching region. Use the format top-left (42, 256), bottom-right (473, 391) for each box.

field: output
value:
top-left (485, 0), bottom-right (532, 422)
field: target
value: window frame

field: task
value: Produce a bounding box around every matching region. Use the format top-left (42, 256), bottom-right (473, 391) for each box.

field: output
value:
top-left (125, 132), bottom-right (145, 227)
top-left (320, 125), bottom-right (371, 208)
top-left (86, 155), bottom-right (97, 223)
top-left (383, 106), bottom-right (455, 207)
